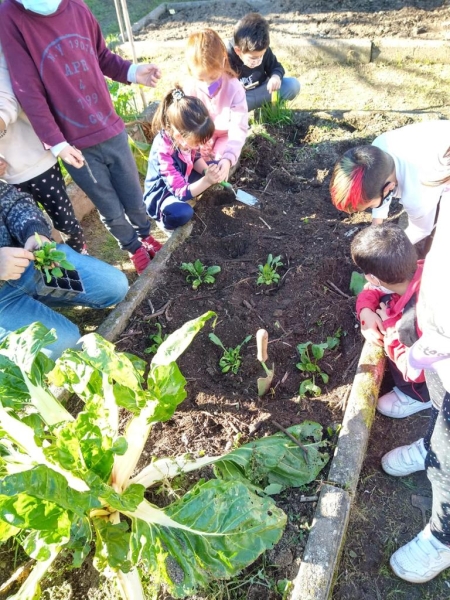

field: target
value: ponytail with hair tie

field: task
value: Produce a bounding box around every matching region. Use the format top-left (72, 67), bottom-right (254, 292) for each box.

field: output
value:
top-left (172, 88), bottom-right (184, 102)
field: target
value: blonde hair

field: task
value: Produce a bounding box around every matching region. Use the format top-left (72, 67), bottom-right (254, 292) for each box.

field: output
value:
top-left (185, 29), bottom-right (236, 79)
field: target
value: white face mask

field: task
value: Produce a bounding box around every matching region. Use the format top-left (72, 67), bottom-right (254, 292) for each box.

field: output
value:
top-left (242, 55), bottom-right (264, 68)
top-left (22, 0), bottom-right (62, 15)
top-left (367, 274), bottom-right (395, 295)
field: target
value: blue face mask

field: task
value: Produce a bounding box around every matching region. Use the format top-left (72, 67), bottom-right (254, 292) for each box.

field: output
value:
top-left (22, 0), bottom-right (62, 15)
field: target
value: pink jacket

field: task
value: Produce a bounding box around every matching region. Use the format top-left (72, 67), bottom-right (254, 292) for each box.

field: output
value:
top-left (184, 74), bottom-right (248, 166)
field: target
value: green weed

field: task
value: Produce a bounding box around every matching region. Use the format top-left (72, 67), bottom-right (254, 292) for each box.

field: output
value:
top-left (180, 259), bottom-right (221, 290)
top-left (144, 323), bottom-right (169, 354)
top-left (209, 333), bottom-right (252, 374)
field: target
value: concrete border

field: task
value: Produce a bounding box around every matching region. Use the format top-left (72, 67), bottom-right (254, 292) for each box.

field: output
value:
top-left (290, 342), bottom-right (385, 600)
top-left (125, 0), bottom-right (450, 64)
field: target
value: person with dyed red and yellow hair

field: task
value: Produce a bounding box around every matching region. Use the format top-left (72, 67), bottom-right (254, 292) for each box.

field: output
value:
top-left (329, 120), bottom-right (450, 244)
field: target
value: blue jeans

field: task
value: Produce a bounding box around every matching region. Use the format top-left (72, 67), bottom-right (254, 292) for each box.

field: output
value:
top-left (65, 130), bottom-right (151, 254)
top-left (0, 244), bottom-right (128, 359)
top-left (245, 77), bottom-right (301, 111)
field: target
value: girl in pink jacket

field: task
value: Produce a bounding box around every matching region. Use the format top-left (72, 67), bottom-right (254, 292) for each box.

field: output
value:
top-left (183, 29), bottom-right (248, 183)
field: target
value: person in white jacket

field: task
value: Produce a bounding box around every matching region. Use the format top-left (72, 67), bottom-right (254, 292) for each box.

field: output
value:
top-left (330, 120), bottom-right (450, 245)
top-left (0, 44), bottom-right (86, 252)
top-left (381, 174), bottom-right (450, 583)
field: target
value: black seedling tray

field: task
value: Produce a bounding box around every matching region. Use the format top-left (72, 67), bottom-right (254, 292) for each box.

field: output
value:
top-left (35, 268), bottom-right (85, 299)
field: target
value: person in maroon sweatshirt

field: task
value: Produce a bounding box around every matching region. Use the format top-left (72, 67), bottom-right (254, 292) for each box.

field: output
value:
top-left (0, 0), bottom-right (163, 274)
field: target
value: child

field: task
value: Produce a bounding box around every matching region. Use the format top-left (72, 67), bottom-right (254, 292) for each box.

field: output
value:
top-left (0, 180), bottom-right (128, 359)
top-left (0, 0), bottom-right (163, 274)
top-left (144, 88), bottom-right (221, 233)
top-left (351, 223), bottom-right (431, 419)
top-left (183, 29), bottom-right (248, 183)
top-left (0, 44), bottom-right (86, 254)
top-left (227, 12), bottom-right (300, 111)
top-left (330, 120), bottom-right (450, 244)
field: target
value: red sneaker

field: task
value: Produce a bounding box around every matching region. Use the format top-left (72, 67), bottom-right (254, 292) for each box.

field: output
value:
top-left (130, 246), bottom-right (151, 274)
top-left (140, 235), bottom-right (163, 258)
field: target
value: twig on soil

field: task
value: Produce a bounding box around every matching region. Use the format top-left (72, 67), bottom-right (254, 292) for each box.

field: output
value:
top-left (336, 385), bottom-right (352, 412)
top-left (342, 353), bottom-right (360, 381)
top-left (147, 299), bottom-right (154, 313)
top-left (0, 560), bottom-right (35, 598)
top-left (143, 300), bottom-right (172, 321)
top-left (195, 212), bottom-right (208, 236)
top-left (258, 216), bottom-right (272, 229)
top-left (242, 299), bottom-right (265, 323)
top-left (324, 280), bottom-right (352, 299)
top-left (223, 277), bottom-right (254, 290)
top-left (224, 258), bottom-right (255, 262)
top-left (263, 178), bottom-right (272, 192)
top-left (262, 235), bottom-right (289, 239)
top-left (279, 266), bottom-right (295, 286)
top-left (299, 495), bottom-right (319, 502)
top-left (271, 420), bottom-right (309, 461)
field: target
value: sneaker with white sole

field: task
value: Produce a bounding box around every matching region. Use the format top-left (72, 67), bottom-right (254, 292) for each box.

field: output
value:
top-left (377, 387), bottom-right (432, 418)
top-left (390, 524), bottom-right (450, 583)
top-left (382, 438), bottom-right (426, 476)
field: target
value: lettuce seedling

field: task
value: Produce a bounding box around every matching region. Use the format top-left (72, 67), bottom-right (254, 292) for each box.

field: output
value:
top-left (180, 259), bottom-right (221, 290)
top-left (0, 317), bottom-right (332, 599)
top-left (33, 233), bottom-right (75, 282)
top-left (209, 333), bottom-right (252, 374)
top-left (296, 332), bottom-right (341, 398)
top-left (257, 254), bottom-right (283, 285)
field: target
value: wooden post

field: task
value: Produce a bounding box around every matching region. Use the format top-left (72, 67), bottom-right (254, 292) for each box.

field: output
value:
top-left (119, 0), bottom-right (147, 110)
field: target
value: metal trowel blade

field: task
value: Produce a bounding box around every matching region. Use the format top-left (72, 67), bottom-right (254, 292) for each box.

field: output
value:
top-left (235, 189), bottom-right (261, 209)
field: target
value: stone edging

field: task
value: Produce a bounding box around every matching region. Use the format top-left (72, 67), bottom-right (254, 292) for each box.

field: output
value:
top-left (124, 1), bottom-right (450, 64)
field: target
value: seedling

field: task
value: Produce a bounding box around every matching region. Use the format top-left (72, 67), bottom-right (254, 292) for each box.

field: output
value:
top-left (209, 332), bottom-right (252, 374)
top-left (181, 259), bottom-right (221, 290)
top-left (257, 254), bottom-right (283, 286)
top-left (33, 234), bottom-right (75, 283)
top-left (296, 332), bottom-right (341, 397)
top-left (144, 323), bottom-right (168, 354)
top-left (256, 91), bottom-right (294, 125)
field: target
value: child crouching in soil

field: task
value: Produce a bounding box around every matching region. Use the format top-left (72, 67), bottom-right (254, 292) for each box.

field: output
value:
top-left (351, 223), bottom-right (431, 420)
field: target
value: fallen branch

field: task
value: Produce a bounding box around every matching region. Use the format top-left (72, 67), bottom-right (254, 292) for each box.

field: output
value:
top-left (271, 420), bottom-right (309, 461)
top-left (143, 300), bottom-right (172, 321)
top-left (0, 560), bottom-right (35, 598)
top-left (325, 280), bottom-right (352, 299)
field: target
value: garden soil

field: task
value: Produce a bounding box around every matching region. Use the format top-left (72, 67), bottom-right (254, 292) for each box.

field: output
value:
top-left (2, 1), bottom-right (450, 600)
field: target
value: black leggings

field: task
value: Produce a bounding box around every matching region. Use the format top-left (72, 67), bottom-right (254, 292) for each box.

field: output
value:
top-left (15, 163), bottom-right (86, 253)
top-left (423, 371), bottom-right (450, 545)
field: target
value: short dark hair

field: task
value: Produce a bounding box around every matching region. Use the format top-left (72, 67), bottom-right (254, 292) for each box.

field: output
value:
top-left (233, 12), bottom-right (270, 53)
top-left (351, 224), bottom-right (417, 284)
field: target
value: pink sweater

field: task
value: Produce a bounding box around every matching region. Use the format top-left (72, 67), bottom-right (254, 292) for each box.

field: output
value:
top-left (184, 74), bottom-right (248, 166)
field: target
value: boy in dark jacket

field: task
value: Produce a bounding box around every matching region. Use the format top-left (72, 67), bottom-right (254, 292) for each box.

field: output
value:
top-left (0, 180), bottom-right (128, 358)
top-left (227, 12), bottom-right (300, 111)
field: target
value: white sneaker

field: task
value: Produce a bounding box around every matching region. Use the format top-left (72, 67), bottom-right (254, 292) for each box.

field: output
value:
top-left (390, 524), bottom-right (450, 583)
top-left (382, 438), bottom-right (426, 476)
top-left (377, 387), bottom-right (432, 418)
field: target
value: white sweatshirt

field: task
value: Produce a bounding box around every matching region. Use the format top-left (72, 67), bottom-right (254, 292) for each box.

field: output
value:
top-left (0, 44), bottom-right (56, 185)
top-left (371, 120), bottom-right (450, 244)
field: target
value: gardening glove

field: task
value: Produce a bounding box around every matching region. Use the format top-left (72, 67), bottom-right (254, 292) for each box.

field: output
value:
top-left (0, 247), bottom-right (34, 280)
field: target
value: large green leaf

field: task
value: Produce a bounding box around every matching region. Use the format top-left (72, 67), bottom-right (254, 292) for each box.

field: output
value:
top-left (128, 479), bottom-right (286, 597)
top-left (0, 466), bottom-right (101, 515)
top-left (0, 493), bottom-right (67, 532)
top-left (93, 518), bottom-right (132, 572)
top-left (214, 422), bottom-right (329, 491)
top-left (152, 312), bottom-right (216, 367)
top-left (147, 363), bottom-right (187, 423)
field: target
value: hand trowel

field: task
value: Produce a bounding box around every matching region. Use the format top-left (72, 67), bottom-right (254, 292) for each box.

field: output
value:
top-left (256, 329), bottom-right (275, 396)
top-left (220, 181), bottom-right (261, 209)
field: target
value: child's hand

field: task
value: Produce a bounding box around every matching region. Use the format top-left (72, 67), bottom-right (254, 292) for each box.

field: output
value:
top-left (24, 234), bottom-right (52, 252)
top-left (359, 307), bottom-right (386, 347)
top-left (204, 164), bottom-right (221, 186)
top-left (376, 301), bottom-right (389, 322)
top-left (266, 75), bottom-right (281, 93)
top-left (0, 247), bottom-right (34, 281)
top-left (135, 64), bottom-right (162, 88)
top-left (217, 158), bottom-right (231, 182)
top-left (58, 145), bottom-right (84, 168)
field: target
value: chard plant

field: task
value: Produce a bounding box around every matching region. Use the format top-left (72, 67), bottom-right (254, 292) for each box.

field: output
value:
top-left (144, 323), bottom-right (169, 355)
top-left (33, 234), bottom-right (75, 283)
top-left (296, 332), bottom-right (341, 398)
top-left (0, 317), bottom-right (331, 599)
top-left (257, 254), bottom-right (283, 286)
top-left (180, 259), bottom-right (221, 290)
top-left (209, 333), bottom-right (252, 374)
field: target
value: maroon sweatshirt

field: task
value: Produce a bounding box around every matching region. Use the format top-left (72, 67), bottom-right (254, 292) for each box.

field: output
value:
top-left (0, 0), bottom-right (131, 149)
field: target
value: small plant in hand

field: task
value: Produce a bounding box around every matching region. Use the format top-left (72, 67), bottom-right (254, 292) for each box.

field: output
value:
top-left (144, 323), bottom-right (169, 354)
top-left (296, 330), bottom-right (341, 397)
top-left (180, 259), bottom-right (221, 290)
top-left (257, 254), bottom-right (283, 285)
top-left (33, 234), bottom-right (75, 283)
top-left (209, 332), bottom-right (252, 374)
